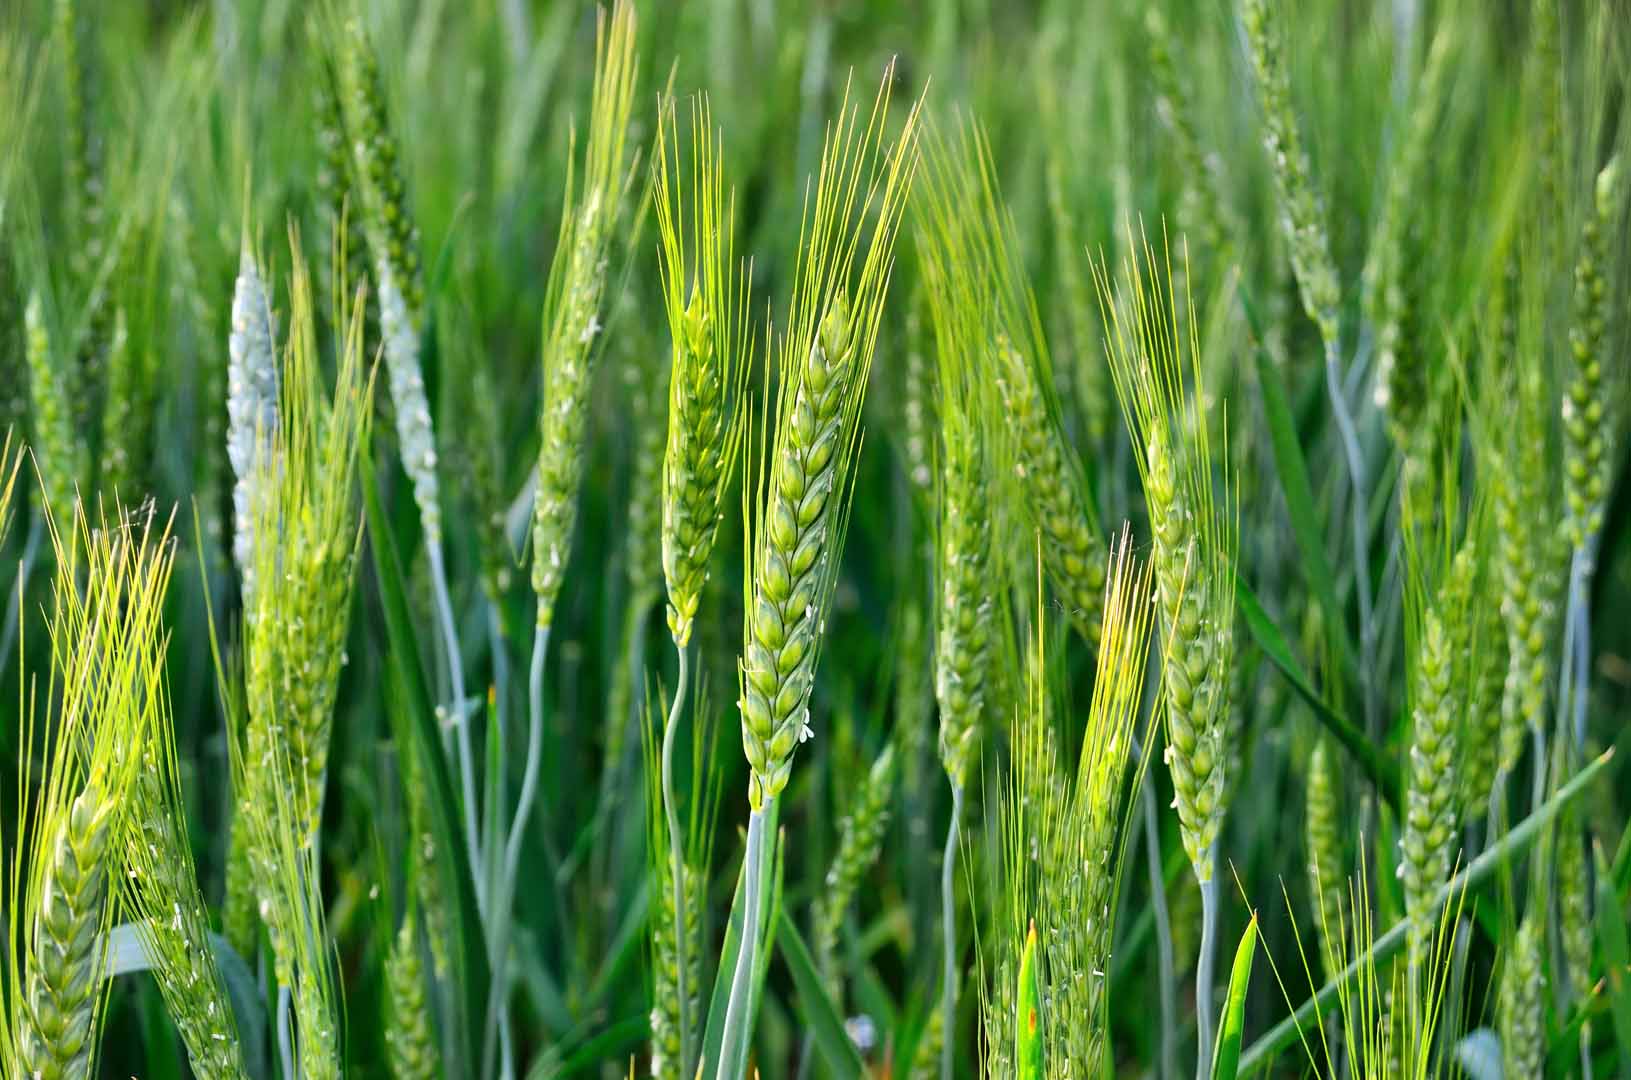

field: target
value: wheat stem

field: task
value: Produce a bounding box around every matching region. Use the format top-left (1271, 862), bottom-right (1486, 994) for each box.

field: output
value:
top-left (1142, 761), bottom-right (1179, 1080)
top-left (1196, 857), bottom-right (1220, 1080)
top-left (661, 642), bottom-right (693, 1077)
top-left (428, 538), bottom-right (480, 910)
top-left (720, 804), bottom-right (770, 1080)
top-left (940, 782), bottom-right (962, 1080)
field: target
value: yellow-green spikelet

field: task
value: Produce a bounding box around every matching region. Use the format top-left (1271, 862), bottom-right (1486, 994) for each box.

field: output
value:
top-left (994, 335), bottom-right (1107, 644)
top-left (1563, 159), bottom-right (1621, 548)
top-left (25, 294), bottom-right (88, 526)
top-left (740, 300), bottom-right (857, 809)
top-left (1146, 421), bottom-right (1231, 881)
top-left (385, 913), bottom-right (437, 1080)
top-left (339, 16), bottom-right (422, 321)
top-left (1305, 736), bottom-right (1345, 977)
top-left (1498, 911), bottom-right (1546, 1080)
top-left (662, 291), bottom-right (726, 645)
top-left (934, 407), bottom-right (992, 789)
top-left (18, 792), bottom-right (114, 1080)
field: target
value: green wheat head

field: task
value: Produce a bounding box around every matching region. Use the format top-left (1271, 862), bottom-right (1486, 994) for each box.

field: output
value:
top-left (735, 67), bottom-right (922, 811)
top-left (653, 91), bottom-right (753, 650)
top-left (1098, 228), bottom-right (1238, 885)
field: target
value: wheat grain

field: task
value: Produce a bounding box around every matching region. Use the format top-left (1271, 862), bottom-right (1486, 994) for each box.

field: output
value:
top-left (1563, 157), bottom-right (1621, 548)
top-left (654, 93), bottom-right (752, 650)
top-left (530, 0), bottom-right (638, 629)
top-left (812, 745), bottom-right (896, 999)
top-left (25, 292), bottom-right (87, 527)
top-left (1497, 911), bottom-right (1545, 1079)
top-left (385, 911), bottom-right (437, 1080)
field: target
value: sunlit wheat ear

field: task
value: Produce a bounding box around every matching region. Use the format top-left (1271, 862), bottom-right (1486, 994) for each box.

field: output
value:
top-left (990, 529), bottom-right (1157, 1074)
top-left (338, 13), bottom-right (422, 321)
top-left (25, 290), bottom-right (88, 528)
top-left (7, 503), bottom-right (173, 1079)
top-left (1398, 527), bottom-right (1474, 961)
top-left (530, 0), bottom-right (638, 629)
top-left (916, 119), bottom-right (998, 792)
top-left (123, 637), bottom-right (250, 1080)
top-left (736, 66), bottom-right (922, 812)
top-left (1498, 910), bottom-right (1546, 1079)
top-left (654, 92), bottom-right (753, 650)
top-left (384, 910), bottom-right (437, 1080)
top-left (812, 744), bottom-right (896, 997)
top-left (1563, 157), bottom-right (1622, 549)
top-left (241, 232), bottom-right (373, 853)
top-left (1240, 0), bottom-right (1341, 347)
top-left (1096, 227), bottom-right (1237, 886)
top-left (229, 237), bottom-right (370, 1074)
top-left (954, 124), bottom-right (1107, 644)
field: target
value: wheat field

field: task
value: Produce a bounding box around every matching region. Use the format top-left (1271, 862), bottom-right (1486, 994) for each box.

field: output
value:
top-left (0, 0), bottom-right (1628, 1077)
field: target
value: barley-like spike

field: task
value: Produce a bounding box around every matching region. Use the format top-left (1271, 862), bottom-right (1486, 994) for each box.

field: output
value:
top-left (917, 129), bottom-right (998, 790)
top-left (901, 297), bottom-right (936, 504)
top-left (737, 68), bottom-right (921, 812)
top-left (624, 315), bottom-right (667, 608)
top-left (994, 335), bottom-right (1108, 644)
top-left (1563, 157), bottom-right (1621, 549)
top-left (1492, 365), bottom-right (1558, 776)
top-left (1497, 911), bottom-right (1546, 1079)
top-left (531, 1), bottom-right (638, 627)
top-left (220, 810), bottom-right (259, 961)
top-left (1305, 736), bottom-right (1345, 978)
top-left (1460, 587), bottom-right (1506, 818)
top-left (18, 793), bottom-right (115, 1080)
top-left (12, 504), bottom-right (176, 1079)
top-left (1241, 0), bottom-right (1342, 345)
top-left (812, 745), bottom-right (897, 999)
top-left (1399, 595), bottom-right (1460, 951)
top-left (648, 861), bottom-right (703, 1080)
top-left (25, 292), bottom-right (87, 527)
top-left (97, 308), bottom-right (144, 501)
top-left (654, 94), bottom-right (751, 648)
top-left (1557, 810), bottom-right (1594, 1006)
top-left (124, 719), bottom-right (250, 1080)
top-left (226, 247), bottom-right (279, 604)
top-left (1368, 27), bottom-right (1453, 450)
top-left (385, 912), bottom-right (437, 1080)
top-left (1098, 232), bottom-right (1237, 885)
top-left (339, 15), bottom-right (422, 322)
top-left (1145, 6), bottom-right (1234, 265)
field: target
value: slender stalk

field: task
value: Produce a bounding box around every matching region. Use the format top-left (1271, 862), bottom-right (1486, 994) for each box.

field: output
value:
top-left (1196, 864), bottom-right (1220, 1080)
top-left (940, 782), bottom-right (963, 1080)
top-left (1239, 748), bottom-right (1614, 1073)
top-left (484, 603), bottom-right (510, 908)
top-left (1322, 338), bottom-right (1377, 746)
top-left (720, 805), bottom-right (769, 1080)
top-left (662, 642), bottom-right (694, 1077)
top-left (429, 539), bottom-right (481, 911)
top-left (485, 624), bottom-right (550, 1077)
top-left (278, 984), bottom-right (295, 1080)
top-left (1145, 773), bottom-right (1179, 1080)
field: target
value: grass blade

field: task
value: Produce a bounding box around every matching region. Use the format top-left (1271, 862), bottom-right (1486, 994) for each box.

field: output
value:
top-left (363, 447), bottom-right (490, 1072)
top-left (1595, 838), bottom-right (1631, 1078)
top-left (1234, 569), bottom-right (1400, 810)
top-left (1017, 921), bottom-right (1043, 1080)
top-left (1243, 294), bottom-right (1357, 686)
top-left (1211, 913), bottom-right (1258, 1080)
top-left (700, 800), bottom-right (782, 1075)
top-left (1239, 749), bottom-right (1614, 1073)
top-left (775, 910), bottom-right (864, 1079)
